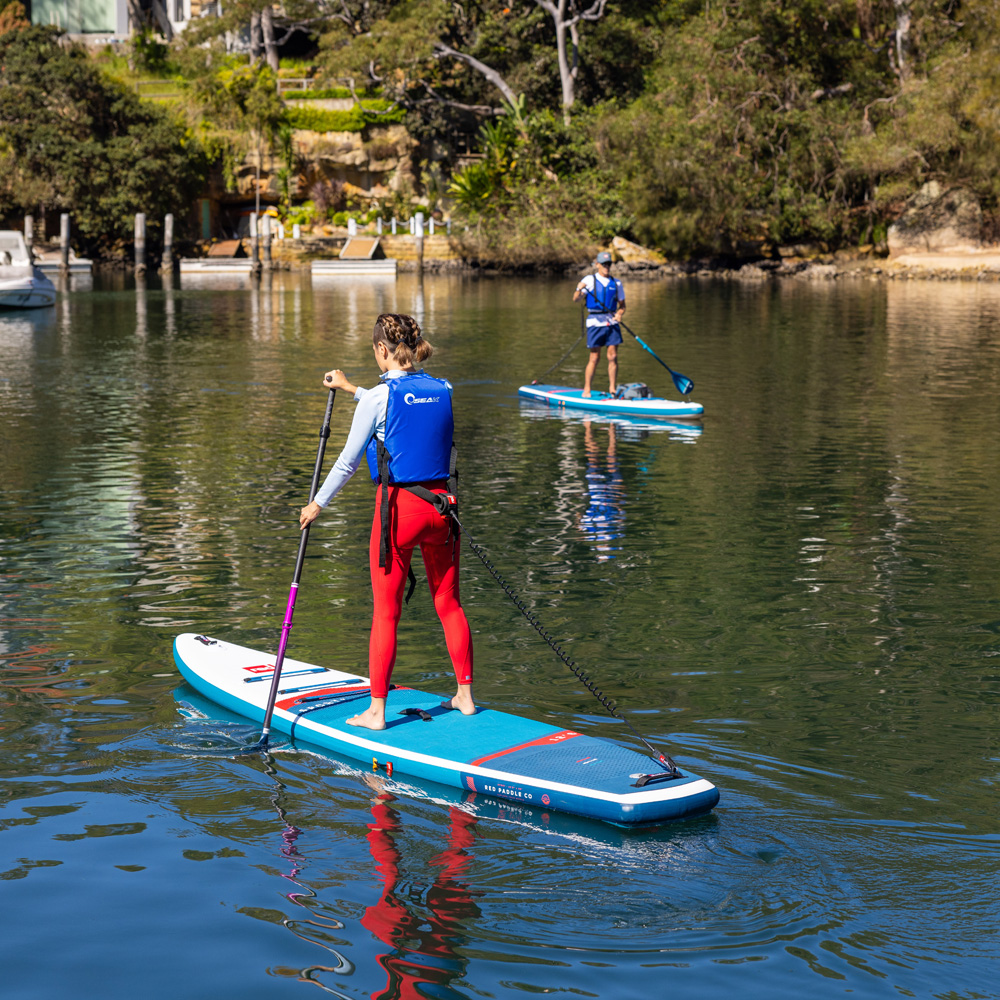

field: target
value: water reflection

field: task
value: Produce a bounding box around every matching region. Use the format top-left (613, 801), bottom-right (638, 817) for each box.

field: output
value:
top-left (361, 781), bottom-right (480, 999)
top-left (518, 398), bottom-right (703, 443)
top-left (579, 418), bottom-right (626, 561)
top-left (264, 755), bottom-right (480, 999)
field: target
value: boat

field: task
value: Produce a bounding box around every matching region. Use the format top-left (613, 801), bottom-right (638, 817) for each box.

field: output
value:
top-left (173, 632), bottom-right (720, 826)
top-left (0, 232), bottom-right (57, 309)
top-left (518, 383), bottom-right (703, 419)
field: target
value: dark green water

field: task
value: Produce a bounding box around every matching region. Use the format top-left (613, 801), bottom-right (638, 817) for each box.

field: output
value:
top-left (1, 271), bottom-right (998, 999)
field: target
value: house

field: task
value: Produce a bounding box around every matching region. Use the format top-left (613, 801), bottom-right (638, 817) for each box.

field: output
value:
top-left (29, 0), bottom-right (217, 40)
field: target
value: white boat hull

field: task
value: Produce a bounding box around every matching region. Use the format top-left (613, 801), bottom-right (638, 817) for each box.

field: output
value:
top-left (0, 274), bottom-right (57, 309)
top-left (0, 231), bottom-right (58, 309)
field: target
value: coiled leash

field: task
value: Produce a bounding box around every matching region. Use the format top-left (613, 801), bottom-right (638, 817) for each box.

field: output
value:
top-left (415, 492), bottom-right (681, 777)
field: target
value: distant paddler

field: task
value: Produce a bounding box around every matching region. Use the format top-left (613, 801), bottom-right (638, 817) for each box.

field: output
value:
top-left (573, 250), bottom-right (626, 397)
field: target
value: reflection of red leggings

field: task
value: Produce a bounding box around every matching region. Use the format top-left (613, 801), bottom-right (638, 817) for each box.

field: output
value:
top-left (369, 483), bottom-right (473, 699)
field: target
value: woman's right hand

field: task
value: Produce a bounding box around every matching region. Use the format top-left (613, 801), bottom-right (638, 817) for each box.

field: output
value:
top-left (323, 369), bottom-right (352, 391)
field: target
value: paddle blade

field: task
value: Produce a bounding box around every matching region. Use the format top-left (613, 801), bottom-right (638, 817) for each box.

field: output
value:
top-left (672, 371), bottom-right (694, 396)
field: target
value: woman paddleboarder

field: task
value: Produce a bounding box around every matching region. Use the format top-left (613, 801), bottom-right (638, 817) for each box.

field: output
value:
top-left (298, 314), bottom-right (475, 731)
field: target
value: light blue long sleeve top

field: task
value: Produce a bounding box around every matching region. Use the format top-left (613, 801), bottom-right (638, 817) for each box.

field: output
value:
top-left (313, 369), bottom-right (453, 507)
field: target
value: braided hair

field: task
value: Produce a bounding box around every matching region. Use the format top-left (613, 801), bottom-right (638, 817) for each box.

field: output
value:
top-left (373, 313), bottom-right (433, 366)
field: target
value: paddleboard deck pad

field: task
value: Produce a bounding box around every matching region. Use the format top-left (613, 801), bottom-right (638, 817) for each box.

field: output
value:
top-left (174, 633), bottom-right (719, 825)
top-left (519, 384), bottom-right (703, 418)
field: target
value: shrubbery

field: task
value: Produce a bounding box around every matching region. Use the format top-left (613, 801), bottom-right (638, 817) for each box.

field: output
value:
top-left (0, 26), bottom-right (207, 255)
top-left (284, 101), bottom-right (405, 133)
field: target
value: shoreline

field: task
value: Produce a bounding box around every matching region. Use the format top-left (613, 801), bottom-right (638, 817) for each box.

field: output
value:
top-left (50, 237), bottom-right (1000, 283)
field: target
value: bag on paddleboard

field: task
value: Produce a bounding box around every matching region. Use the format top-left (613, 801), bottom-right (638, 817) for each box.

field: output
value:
top-left (614, 382), bottom-right (651, 400)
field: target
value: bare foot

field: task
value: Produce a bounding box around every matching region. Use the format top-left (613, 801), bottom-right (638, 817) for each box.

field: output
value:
top-left (443, 688), bottom-right (477, 716)
top-left (345, 707), bottom-right (386, 731)
top-left (582, 390), bottom-right (592, 398)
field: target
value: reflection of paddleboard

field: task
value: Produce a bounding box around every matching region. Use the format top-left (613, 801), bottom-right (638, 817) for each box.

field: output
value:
top-left (519, 399), bottom-right (703, 440)
top-left (518, 384), bottom-right (703, 419)
top-left (173, 633), bottom-right (720, 826)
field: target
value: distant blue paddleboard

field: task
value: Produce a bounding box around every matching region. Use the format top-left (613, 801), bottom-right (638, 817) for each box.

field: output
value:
top-left (173, 633), bottom-right (719, 826)
top-left (518, 384), bottom-right (703, 418)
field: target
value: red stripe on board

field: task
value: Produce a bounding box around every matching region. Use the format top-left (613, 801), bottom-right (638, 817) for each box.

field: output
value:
top-left (469, 730), bottom-right (581, 767)
top-left (275, 684), bottom-right (370, 711)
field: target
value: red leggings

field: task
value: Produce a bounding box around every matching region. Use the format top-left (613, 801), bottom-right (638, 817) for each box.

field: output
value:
top-left (368, 484), bottom-right (473, 699)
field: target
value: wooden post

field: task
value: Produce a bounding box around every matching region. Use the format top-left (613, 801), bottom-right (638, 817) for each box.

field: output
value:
top-left (391, 217), bottom-right (397, 235)
top-left (347, 217), bottom-right (357, 236)
top-left (415, 211), bottom-right (425, 276)
top-left (24, 216), bottom-right (34, 259)
top-left (429, 217), bottom-right (435, 236)
top-left (60, 213), bottom-right (70, 271)
top-left (161, 213), bottom-right (174, 272)
top-left (261, 213), bottom-right (272, 270)
top-left (447, 219), bottom-right (452, 236)
top-left (134, 212), bottom-right (146, 274)
top-left (376, 217), bottom-right (383, 235)
top-left (249, 212), bottom-right (261, 273)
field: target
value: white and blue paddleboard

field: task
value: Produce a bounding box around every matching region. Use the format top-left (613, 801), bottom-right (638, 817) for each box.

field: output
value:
top-left (173, 633), bottom-right (719, 826)
top-left (518, 384), bottom-right (703, 419)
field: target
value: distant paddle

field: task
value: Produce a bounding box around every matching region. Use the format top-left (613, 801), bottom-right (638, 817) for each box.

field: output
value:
top-left (244, 387), bottom-right (336, 753)
top-left (620, 321), bottom-right (694, 396)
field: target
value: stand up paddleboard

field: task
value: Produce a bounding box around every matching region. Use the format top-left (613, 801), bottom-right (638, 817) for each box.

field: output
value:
top-left (518, 384), bottom-right (703, 419)
top-left (174, 633), bottom-right (719, 826)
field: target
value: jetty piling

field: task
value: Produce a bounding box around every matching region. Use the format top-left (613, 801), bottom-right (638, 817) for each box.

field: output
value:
top-left (249, 213), bottom-right (260, 273)
top-left (161, 213), bottom-right (174, 272)
top-left (261, 214), bottom-right (272, 270)
top-left (60, 214), bottom-right (70, 271)
top-left (24, 216), bottom-right (33, 259)
top-left (134, 213), bottom-right (146, 274)
top-left (415, 212), bottom-right (425, 276)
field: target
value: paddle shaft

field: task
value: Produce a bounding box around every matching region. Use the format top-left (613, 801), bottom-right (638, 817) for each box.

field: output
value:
top-left (619, 321), bottom-right (694, 396)
top-left (258, 388), bottom-right (336, 742)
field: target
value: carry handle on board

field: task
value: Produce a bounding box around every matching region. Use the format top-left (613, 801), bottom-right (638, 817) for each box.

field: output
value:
top-left (245, 387), bottom-right (336, 753)
top-left (619, 320), bottom-right (694, 397)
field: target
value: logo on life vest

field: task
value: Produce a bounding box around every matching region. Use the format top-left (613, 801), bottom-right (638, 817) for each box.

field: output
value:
top-left (404, 393), bottom-right (441, 405)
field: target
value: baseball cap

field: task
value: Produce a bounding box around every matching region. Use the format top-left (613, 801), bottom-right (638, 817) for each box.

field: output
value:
top-left (595, 251), bottom-right (612, 264)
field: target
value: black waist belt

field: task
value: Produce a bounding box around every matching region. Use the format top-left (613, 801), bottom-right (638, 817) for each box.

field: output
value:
top-left (377, 482), bottom-right (460, 604)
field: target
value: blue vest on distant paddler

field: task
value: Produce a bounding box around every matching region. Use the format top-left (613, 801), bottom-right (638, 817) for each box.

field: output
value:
top-left (585, 276), bottom-right (621, 315)
top-left (366, 371), bottom-right (454, 484)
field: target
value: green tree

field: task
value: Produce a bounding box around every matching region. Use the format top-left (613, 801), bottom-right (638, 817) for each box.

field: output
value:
top-left (187, 58), bottom-right (285, 198)
top-left (600, 0), bottom-right (997, 257)
top-left (0, 26), bottom-right (207, 254)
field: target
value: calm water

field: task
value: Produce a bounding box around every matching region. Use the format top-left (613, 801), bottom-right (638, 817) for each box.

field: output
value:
top-left (2, 271), bottom-right (998, 999)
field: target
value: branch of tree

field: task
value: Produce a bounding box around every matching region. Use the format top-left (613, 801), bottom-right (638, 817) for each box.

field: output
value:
top-left (812, 82), bottom-right (853, 101)
top-left (419, 82), bottom-right (496, 115)
top-left (432, 42), bottom-right (518, 107)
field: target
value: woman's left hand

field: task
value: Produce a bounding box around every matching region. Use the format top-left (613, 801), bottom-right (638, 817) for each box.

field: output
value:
top-left (299, 501), bottom-right (321, 530)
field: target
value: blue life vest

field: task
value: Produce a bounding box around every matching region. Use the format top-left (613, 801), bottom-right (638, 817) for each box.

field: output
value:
top-left (365, 371), bottom-right (454, 484)
top-left (585, 276), bottom-right (621, 314)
